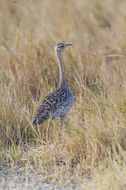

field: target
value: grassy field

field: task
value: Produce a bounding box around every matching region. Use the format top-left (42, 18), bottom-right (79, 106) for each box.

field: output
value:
top-left (0, 0), bottom-right (126, 189)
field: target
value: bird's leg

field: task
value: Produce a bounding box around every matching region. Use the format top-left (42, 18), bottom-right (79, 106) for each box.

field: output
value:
top-left (48, 121), bottom-right (51, 137)
top-left (46, 116), bottom-right (53, 142)
top-left (58, 113), bottom-right (67, 138)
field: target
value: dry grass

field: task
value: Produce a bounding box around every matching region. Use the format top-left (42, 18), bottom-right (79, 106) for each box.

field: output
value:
top-left (0, 0), bottom-right (126, 189)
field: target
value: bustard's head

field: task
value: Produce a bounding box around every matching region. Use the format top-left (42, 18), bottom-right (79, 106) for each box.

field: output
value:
top-left (55, 43), bottom-right (72, 53)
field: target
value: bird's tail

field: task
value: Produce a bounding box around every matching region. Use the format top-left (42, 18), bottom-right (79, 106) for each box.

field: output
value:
top-left (32, 113), bottom-right (49, 126)
top-left (32, 117), bottom-right (37, 126)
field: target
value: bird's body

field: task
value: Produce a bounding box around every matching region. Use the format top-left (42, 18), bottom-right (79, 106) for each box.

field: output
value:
top-left (32, 43), bottom-right (74, 126)
top-left (32, 86), bottom-right (74, 126)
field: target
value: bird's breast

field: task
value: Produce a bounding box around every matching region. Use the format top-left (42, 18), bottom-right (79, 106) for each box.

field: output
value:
top-left (51, 88), bottom-right (74, 118)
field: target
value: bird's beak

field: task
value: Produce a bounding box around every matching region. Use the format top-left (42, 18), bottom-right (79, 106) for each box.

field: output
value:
top-left (65, 43), bottom-right (72, 46)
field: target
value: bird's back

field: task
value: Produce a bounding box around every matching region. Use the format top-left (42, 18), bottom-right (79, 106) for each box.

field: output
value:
top-left (32, 86), bottom-right (74, 126)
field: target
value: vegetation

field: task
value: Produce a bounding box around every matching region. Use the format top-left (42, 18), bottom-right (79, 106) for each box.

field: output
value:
top-left (0, 0), bottom-right (126, 189)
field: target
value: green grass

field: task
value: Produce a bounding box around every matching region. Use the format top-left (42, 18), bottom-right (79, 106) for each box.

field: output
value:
top-left (0, 0), bottom-right (126, 189)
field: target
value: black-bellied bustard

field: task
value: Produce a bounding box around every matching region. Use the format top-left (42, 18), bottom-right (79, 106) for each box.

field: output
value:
top-left (32, 43), bottom-right (74, 128)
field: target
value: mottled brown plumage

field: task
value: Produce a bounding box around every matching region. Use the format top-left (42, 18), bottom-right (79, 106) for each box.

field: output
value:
top-left (32, 43), bottom-right (74, 126)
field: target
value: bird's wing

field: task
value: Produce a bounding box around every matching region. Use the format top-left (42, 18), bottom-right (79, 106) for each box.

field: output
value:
top-left (32, 88), bottom-right (67, 126)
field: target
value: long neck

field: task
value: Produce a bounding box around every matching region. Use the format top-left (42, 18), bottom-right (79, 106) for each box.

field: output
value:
top-left (56, 51), bottom-right (67, 87)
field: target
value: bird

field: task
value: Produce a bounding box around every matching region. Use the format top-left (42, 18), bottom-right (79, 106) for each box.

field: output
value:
top-left (32, 43), bottom-right (74, 128)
